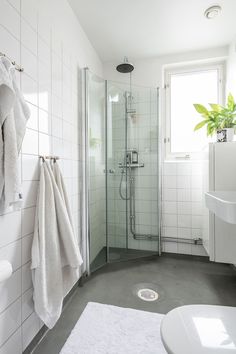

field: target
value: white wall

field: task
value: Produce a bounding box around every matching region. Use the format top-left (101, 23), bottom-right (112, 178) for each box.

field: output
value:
top-left (226, 41), bottom-right (236, 97)
top-left (0, 0), bottom-right (102, 352)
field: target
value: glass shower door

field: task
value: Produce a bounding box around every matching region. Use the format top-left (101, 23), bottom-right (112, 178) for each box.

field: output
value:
top-left (86, 70), bottom-right (107, 272)
top-left (106, 82), bottom-right (160, 262)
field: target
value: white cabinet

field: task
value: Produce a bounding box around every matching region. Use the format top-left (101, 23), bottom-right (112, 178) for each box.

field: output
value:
top-left (209, 142), bottom-right (236, 263)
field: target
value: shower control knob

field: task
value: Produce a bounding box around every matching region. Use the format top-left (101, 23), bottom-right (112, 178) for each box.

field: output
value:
top-left (109, 169), bottom-right (115, 174)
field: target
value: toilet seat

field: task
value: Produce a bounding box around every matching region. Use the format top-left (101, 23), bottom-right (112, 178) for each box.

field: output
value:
top-left (160, 305), bottom-right (236, 354)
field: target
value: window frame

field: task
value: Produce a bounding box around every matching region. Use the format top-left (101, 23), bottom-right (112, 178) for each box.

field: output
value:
top-left (164, 61), bottom-right (225, 160)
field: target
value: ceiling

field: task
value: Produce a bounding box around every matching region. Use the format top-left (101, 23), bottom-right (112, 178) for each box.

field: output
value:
top-left (68, 0), bottom-right (236, 62)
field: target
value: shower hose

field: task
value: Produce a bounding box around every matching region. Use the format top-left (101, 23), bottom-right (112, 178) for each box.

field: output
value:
top-left (118, 162), bottom-right (158, 241)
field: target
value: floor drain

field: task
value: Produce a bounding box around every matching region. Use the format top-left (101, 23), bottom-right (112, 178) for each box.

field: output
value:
top-left (137, 288), bottom-right (159, 302)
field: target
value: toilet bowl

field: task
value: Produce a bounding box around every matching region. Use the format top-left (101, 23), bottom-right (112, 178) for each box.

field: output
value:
top-left (160, 305), bottom-right (236, 354)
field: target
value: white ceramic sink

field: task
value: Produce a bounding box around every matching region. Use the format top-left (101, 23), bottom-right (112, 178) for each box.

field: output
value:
top-left (205, 191), bottom-right (236, 224)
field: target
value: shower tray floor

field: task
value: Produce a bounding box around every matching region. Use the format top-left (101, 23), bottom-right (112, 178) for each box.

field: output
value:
top-left (91, 246), bottom-right (158, 272)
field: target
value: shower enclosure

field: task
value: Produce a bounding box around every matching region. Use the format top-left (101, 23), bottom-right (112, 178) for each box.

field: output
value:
top-left (84, 69), bottom-right (161, 274)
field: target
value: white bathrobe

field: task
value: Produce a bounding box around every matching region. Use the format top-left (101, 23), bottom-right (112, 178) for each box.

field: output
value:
top-left (0, 58), bottom-right (15, 202)
top-left (0, 57), bottom-right (30, 211)
top-left (32, 162), bottom-right (83, 329)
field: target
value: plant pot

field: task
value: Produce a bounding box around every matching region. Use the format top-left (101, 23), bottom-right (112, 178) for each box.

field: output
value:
top-left (216, 128), bottom-right (235, 142)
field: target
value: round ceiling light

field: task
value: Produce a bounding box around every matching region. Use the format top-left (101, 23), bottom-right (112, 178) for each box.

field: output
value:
top-left (204, 5), bottom-right (222, 19)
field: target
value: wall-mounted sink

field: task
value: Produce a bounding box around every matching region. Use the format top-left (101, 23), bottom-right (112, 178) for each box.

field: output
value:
top-left (205, 191), bottom-right (236, 224)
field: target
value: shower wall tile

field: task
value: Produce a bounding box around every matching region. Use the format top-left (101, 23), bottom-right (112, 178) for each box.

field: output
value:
top-left (161, 161), bottom-right (207, 256)
top-left (0, 0), bottom-right (86, 351)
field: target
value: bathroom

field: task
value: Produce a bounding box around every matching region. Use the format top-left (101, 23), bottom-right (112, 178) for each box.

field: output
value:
top-left (0, 0), bottom-right (236, 353)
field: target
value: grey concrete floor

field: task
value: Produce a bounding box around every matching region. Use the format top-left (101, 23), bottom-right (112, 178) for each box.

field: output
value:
top-left (33, 254), bottom-right (236, 354)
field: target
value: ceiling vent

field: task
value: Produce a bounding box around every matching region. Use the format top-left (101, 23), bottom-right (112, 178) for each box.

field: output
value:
top-left (204, 5), bottom-right (222, 19)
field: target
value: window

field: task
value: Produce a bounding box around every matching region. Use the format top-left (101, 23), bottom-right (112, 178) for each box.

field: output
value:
top-left (165, 63), bottom-right (224, 159)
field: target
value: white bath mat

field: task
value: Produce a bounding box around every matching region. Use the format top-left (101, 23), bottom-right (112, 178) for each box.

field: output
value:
top-left (60, 302), bottom-right (167, 354)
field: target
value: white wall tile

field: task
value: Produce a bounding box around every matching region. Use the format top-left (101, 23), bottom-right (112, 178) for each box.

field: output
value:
top-left (178, 227), bottom-right (192, 238)
top-left (22, 207), bottom-right (35, 237)
top-left (177, 189), bottom-right (191, 202)
top-left (178, 215), bottom-right (192, 228)
top-left (0, 269), bottom-right (21, 313)
top-left (7, 0), bottom-right (20, 12)
top-left (177, 163), bottom-right (191, 176)
top-left (163, 214), bottom-right (177, 227)
top-left (22, 262), bottom-right (32, 293)
top-left (0, 0), bottom-right (20, 40)
top-left (0, 25), bottom-right (20, 64)
top-left (191, 174), bottom-right (203, 189)
top-left (39, 132), bottom-right (51, 155)
top-left (38, 37), bottom-right (50, 66)
top-left (22, 181), bottom-right (38, 208)
top-left (22, 312), bottom-right (40, 350)
top-left (22, 155), bottom-right (39, 181)
top-left (39, 109), bottom-right (51, 134)
top-left (163, 189), bottom-right (177, 201)
top-left (21, 46), bottom-right (37, 81)
top-left (21, 19), bottom-right (37, 56)
top-left (163, 175), bottom-right (176, 189)
top-left (22, 288), bottom-right (34, 322)
top-left (163, 202), bottom-right (177, 214)
top-left (0, 298), bottom-right (21, 346)
top-left (26, 103), bottom-right (38, 131)
top-left (21, 0), bottom-right (38, 31)
top-left (22, 234), bottom-right (33, 265)
top-left (163, 242), bottom-right (178, 253)
top-left (177, 175), bottom-right (191, 189)
top-left (0, 211), bottom-right (21, 248)
top-left (21, 74), bottom-right (38, 107)
top-left (0, 240), bottom-right (21, 271)
top-left (0, 327), bottom-right (22, 354)
top-left (177, 202), bottom-right (192, 215)
top-left (177, 243), bottom-right (192, 255)
top-left (162, 227), bottom-right (178, 237)
top-left (192, 215), bottom-right (202, 229)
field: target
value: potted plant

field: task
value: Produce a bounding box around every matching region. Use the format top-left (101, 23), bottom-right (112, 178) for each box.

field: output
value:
top-left (193, 93), bottom-right (236, 142)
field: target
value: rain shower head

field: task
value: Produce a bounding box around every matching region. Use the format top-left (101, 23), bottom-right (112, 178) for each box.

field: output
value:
top-left (116, 57), bottom-right (134, 73)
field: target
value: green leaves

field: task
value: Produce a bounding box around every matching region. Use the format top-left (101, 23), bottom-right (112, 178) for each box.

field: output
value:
top-left (193, 104), bottom-right (209, 116)
top-left (209, 103), bottom-right (223, 112)
top-left (227, 93), bottom-right (235, 111)
top-left (193, 93), bottom-right (236, 136)
top-left (194, 120), bottom-right (207, 131)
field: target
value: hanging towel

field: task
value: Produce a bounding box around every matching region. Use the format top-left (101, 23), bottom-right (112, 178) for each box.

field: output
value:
top-left (51, 161), bottom-right (82, 295)
top-left (0, 56), bottom-right (30, 211)
top-left (32, 161), bottom-right (83, 329)
top-left (52, 161), bottom-right (74, 228)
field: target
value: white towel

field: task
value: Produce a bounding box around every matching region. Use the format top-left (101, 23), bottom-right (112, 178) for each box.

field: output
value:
top-left (0, 56), bottom-right (30, 211)
top-left (32, 162), bottom-right (83, 329)
top-left (51, 161), bottom-right (83, 295)
top-left (52, 161), bottom-right (74, 228)
top-left (0, 57), bottom-right (15, 202)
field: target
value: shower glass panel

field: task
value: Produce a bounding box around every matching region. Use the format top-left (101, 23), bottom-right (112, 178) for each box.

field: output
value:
top-left (106, 82), bottom-right (160, 262)
top-left (86, 70), bottom-right (107, 272)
